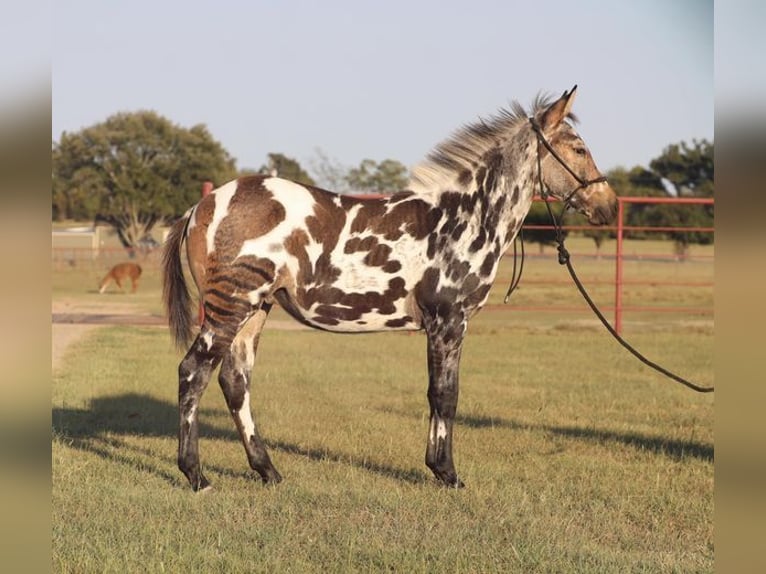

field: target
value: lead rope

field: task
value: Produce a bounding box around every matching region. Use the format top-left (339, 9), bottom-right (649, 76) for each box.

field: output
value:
top-left (539, 198), bottom-right (713, 393)
top-left (502, 229), bottom-right (525, 304)
top-left (502, 119), bottom-right (714, 394)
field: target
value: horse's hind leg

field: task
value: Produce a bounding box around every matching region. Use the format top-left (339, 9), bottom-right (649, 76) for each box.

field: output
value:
top-left (177, 327), bottom-right (223, 491)
top-left (218, 301), bottom-right (282, 484)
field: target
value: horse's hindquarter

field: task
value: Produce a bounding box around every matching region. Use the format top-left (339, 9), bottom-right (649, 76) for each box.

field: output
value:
top-left (189, 176), bottom-right (431, 333)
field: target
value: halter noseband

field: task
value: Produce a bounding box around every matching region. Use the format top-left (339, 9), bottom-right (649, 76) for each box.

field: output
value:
top-left (529, 117), bottom-right (607, 207)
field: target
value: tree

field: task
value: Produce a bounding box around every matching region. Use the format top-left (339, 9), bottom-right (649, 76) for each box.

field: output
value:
top-left (52, 110), bottom-right (237, 251)
top-left (613, 165), bottom-right (667, 239)
top-left (649, 139), bottom-right (713, 198)
top-left (259, 153), bottom-right (315, 186)
top-left (644, 139), bottom-right (714, 256)
top-left (308, 148), bottom-right (351, 193)
top-left (346, 158), bottom-right (409, 194)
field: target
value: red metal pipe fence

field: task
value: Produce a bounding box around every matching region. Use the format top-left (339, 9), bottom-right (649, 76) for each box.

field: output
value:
top-left (613, 196), bottom-right (713, 334)
top-left (525, 196), bottom-right (714, 334)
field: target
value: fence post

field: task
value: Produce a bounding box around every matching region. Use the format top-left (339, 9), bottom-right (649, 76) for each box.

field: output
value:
top-left (614, 198), bottom-right (625, 335)
top-left (198, 181), bottom-right (214, 325)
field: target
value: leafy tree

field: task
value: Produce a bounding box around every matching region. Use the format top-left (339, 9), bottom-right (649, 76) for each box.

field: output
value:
top-left (644, 140), bottom-right (714, 255)
top-left (52, 110), bottom-right (237, 251)
top-left (650, 139), bottom-right (713, 198)
top-left (615, 165), bottom-right (668, 239)
top-left (346, 158), bottom-right (409, 194)
top-left (259, 153), bottom-right (315, 186)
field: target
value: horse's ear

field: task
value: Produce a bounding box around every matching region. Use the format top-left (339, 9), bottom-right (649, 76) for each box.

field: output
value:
top-left (540, 85), bottom-right (578, 132)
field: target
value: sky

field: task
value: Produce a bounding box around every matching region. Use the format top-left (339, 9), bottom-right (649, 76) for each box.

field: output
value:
top-left (49, 0), bottom-right (713, 180)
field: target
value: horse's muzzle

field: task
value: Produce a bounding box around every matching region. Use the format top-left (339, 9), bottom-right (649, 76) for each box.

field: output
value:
top-left (586, 188), bottom-right (618, 226)
top-left (588, 201), bottom-right (617, 225)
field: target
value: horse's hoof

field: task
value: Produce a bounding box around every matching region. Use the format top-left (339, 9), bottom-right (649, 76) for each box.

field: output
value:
top-left (449, 478), bottom-right (465, 489)
top-left (434, 473), bottom-right (465, 489)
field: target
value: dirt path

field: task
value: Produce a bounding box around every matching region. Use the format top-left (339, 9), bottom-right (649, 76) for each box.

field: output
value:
top-left (51, 297), bottom-right (308, 371)
top-left (52, 324), bottom-right (97, 371)
top-left (51, 298), bottom-right (159, 371)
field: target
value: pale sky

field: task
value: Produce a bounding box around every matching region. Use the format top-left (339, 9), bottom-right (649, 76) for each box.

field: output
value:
top-left (50, 0), bottom-right (713, 178)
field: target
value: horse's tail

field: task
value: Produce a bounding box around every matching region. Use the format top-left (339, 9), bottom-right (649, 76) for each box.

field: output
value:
top-left (162, 213), bottom-right (195, 349)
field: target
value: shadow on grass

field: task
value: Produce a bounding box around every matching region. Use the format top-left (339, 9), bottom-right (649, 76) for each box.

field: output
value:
top-left (375, 406), bottom-right (713, 463)
top-left (455, 412), bottom-right (714, 463)
top-left (52, 392), bottom-right (428, 488)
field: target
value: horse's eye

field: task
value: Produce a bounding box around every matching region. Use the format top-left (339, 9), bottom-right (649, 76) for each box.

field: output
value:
top-left (574, 148), bottom-right (587, 156)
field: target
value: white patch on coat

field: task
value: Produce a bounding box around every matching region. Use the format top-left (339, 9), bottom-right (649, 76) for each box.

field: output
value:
top-left (206, 180), bottom-right (239, 254)
top-left (244, 342), bottom-right (255, 369)
top-left (235, 391), bottom-right (256, 440)
top-left (428, 418), bottom-right (448, 445)
top-left (246, 284), bottom-right (272, 306)
top-left (436, 420), bottom-right (448, 441)
top-left (185, 205), bottom-right (199, 232)
top-left (185, 404), bottom-right (197, 425)
top-left (201, 331), bottom-right (214, 351)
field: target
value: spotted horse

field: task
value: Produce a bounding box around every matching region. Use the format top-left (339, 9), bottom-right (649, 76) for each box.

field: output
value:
top-left (162, 86), bottom-right (618, 491)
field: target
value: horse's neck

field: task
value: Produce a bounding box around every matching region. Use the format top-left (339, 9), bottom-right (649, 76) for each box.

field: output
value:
top-left (433, 141), bottom-right (537, 254)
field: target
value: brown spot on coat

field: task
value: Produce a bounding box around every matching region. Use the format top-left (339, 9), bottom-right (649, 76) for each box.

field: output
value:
top-left (479, 252), bottom-right (496, 277)
top-left (211, 177), bottom-right (287, 263)
top-left (364, 243), bottom-right (392, 267)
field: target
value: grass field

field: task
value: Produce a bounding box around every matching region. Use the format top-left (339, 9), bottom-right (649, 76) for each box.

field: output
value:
top-left (52, 238), bottom-right (714, 573)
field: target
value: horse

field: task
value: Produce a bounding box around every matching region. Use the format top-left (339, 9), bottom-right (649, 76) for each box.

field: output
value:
top-left (99, 262), bottom-right (142, 294)
top-left (162, 86), bottom-right (618, 491)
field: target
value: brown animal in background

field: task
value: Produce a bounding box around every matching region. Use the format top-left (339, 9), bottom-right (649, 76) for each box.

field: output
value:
top-left (99, 262), bottom-right (142, 294)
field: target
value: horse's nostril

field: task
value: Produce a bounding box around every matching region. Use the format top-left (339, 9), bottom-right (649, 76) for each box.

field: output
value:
top-left (589, 203), bottom-right (616, 225)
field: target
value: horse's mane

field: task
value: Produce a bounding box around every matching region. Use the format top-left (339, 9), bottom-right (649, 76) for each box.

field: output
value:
top-left (408, 93), bottom-right (577, 193)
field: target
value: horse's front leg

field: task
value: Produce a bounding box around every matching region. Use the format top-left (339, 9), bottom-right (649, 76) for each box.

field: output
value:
top-left (424, 316), bottom-right (466, 488)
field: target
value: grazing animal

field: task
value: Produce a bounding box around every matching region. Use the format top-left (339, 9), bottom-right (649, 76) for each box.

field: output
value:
top-left (162, 87), bottom-right (617, 491)
top-left (99, 262), bottom-right (142, 294)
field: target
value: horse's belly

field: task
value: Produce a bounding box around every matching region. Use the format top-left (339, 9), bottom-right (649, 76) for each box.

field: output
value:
top-left (309, 308), bottom-right (419, 333)
top-left (274, 288), bottom-right (420, 333)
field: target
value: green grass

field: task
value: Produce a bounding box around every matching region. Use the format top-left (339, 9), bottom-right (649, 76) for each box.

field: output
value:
top-left (53, 330), bottom-right (713, 572)
top-left (52, 236), bottom-right (713, 572)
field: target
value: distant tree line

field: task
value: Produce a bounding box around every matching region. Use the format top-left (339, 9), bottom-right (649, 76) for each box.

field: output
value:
top-left (52, 110), bottom-right (712, 255)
